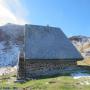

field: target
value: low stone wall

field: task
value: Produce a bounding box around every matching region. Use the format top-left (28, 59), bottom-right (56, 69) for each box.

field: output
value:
top-left (24, 60), bottom-right (77, 79)
top-left (17, 58), bottom-right (26, 80)
top-left (77, 65), bottom-right (90, 70)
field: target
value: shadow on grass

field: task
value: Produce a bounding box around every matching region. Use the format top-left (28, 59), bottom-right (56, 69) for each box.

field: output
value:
top-left (25, 65), bottom-right (90, 81)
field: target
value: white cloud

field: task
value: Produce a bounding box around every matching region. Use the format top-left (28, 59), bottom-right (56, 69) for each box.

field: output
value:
top-left (0, 0), bottom-right (28, 26)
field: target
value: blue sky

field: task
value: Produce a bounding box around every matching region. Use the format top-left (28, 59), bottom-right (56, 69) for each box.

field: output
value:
top-left (0, 0), bottom-right (90, 36)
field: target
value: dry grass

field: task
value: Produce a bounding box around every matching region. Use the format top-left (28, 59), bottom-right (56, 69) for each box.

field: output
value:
top-left (77, 58), bottom-right (90, 66)
top-left (0, 76), bottom-right (90, 90)
top-left (83, 44), bottom-right (90, 50)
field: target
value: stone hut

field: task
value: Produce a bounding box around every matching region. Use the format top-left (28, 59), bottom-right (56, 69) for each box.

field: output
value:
top-left (18, 24), bottom-right (83, 80)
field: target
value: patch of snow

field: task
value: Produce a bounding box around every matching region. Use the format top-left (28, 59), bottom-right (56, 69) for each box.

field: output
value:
top-left (0, 44), bottom-right (20, 67)
top-left (71, 72), bottom-right (90, 79)
top-left (0, 42), bottom-right (5, 50)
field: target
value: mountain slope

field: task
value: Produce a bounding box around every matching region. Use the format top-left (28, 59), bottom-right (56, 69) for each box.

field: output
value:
top-left (0, 23), bottom-right (24, 67)
top-left (69, 35), bottom-right (90, 57)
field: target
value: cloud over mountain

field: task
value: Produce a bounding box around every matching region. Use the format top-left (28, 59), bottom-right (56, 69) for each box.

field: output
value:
top-left (0, 0), bottom-right (28, 25)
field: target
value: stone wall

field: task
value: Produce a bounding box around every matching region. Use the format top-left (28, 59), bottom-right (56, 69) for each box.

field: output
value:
top-left (21, 60), bottom-right (77, 79)
top-left (17, 58), bottom-right (26, 80)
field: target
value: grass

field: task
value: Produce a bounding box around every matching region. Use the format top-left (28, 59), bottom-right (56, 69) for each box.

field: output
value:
top-left (0, 74), bottom-right (90, 90)
top-left (0, 58), bottom-right (90, 90)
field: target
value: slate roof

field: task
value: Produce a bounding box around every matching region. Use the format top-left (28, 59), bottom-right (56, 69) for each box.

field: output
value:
top-left (24, 24), bottom-right (83, 60)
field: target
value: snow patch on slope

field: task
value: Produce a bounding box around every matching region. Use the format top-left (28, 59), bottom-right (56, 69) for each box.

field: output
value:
top-left (70, 35), bottom-right (90, 57)
top-left (0, 43), bottom-right (19, 67)
top-left (71, 72), bottom-right (90, 79)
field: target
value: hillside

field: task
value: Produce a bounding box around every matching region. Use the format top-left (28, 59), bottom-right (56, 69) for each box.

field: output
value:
top-left (0, 23), bottom-right (24, 67)
top-left (69, 35), bottom-right (90, 56)
top-left (69, 36), bottom-right (90, 65)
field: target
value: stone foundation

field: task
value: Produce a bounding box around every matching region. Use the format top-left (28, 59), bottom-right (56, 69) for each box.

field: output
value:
top-left (18, 60), bottom-right (77, 80)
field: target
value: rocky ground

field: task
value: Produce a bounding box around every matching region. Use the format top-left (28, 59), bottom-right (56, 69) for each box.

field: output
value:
top-left (69, 35), bottom-right (90, 58)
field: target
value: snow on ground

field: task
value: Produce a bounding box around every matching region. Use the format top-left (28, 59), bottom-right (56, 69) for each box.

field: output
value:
top-left (0, 42), bottom-right (5, 50)
top-left (71, 72), bottom-right (90, 85)
top-left (71, 72), bottom-right (90, 79)
top-left (0, 42), bottom-right (20, 67)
